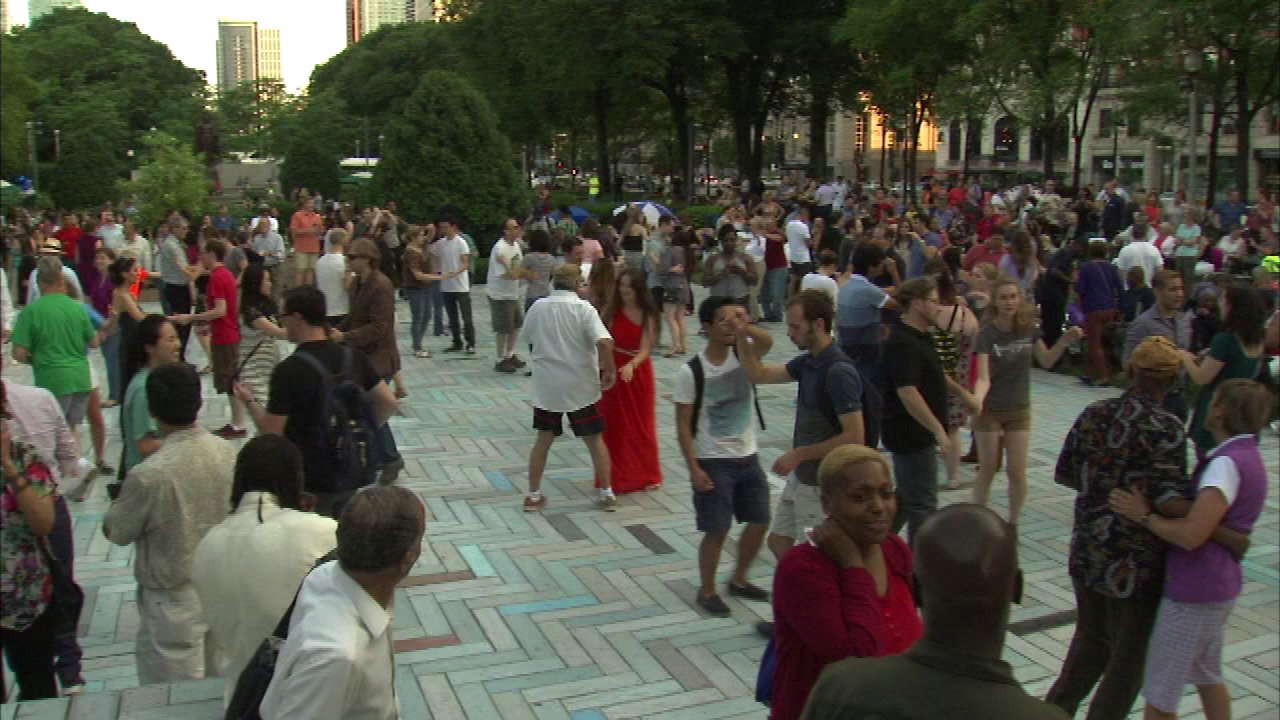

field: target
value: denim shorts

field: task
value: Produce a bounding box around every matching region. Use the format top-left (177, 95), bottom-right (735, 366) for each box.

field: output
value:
top-left (693, 455), bottom-right (771, 534)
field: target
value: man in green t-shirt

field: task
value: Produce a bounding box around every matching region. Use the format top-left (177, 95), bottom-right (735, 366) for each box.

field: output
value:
top-left (11, 257), bottom-right (100, 430)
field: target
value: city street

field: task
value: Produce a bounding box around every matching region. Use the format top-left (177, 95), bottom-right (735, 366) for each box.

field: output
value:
top-left (2, 288), bottom-right (1277, 720)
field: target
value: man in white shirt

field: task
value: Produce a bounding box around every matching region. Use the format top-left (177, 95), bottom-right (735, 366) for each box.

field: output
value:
top-left (488, 218), bottom-right (527, 372)
top-left (1115, 224), bottom-right (1164, 291)
top-left (314, 230), bottom-right (352, 325)
top-left (813, 180), bottom-right (837, 220)
top-left (674, 297), bottom-right (773, 618)
top-left (785, 206), bottom-right (814, 298)
top-left (436, 217), bottom-right (475, 354)
top-left (98, 209), bottom-right (124, 251)
top-left (260, 486), bottom-right (425, 720)
top-left (517, 264), bottom-right (618, 512)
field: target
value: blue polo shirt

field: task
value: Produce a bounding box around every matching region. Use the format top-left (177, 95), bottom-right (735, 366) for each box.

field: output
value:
top-left (785, 342), bottom-right (863, 486)
top-left (837, 274), bottom-right (888, 347)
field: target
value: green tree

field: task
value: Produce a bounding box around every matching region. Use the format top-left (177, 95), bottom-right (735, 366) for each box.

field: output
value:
top-left (216, 78), bottom-right (289, 157)
top-left (41, 89), bottom-right (130, 209)
top-left (0, 37), bottom-right (40, 180)
top-left (274, 91), bottom-right (355, 200)
top-left (120, 131), bottom-right (212, 231)
top-left (373, 70), bottom-right (524, 239)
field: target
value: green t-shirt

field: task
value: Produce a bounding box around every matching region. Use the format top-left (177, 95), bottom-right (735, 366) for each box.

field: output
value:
top-left (10, 293), bottom-right (95, 397)
top-left (121, 367), bottom-right (158, 475)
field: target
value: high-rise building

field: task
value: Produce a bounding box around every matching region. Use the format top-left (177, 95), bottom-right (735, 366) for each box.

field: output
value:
top-left (1, 0), bottom-right (10, 34)
top-left (28, 0), bottom-right (83, 22)
top-left (346, 0), bottom-right (434, 45)
top-left (216, 19), bottom-right (283, 92)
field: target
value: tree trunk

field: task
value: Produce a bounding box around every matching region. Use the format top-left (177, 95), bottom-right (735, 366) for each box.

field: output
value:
top-left (592, 85), bottom-right (612, 201)
top-left (1204, 89), bottom-right (1223, 210)
top-left (879, 121), bottom-right (888, 187)
top-left (962, 115), bottom-right (972, 182)
top-left (1071, 72), bottom-right (1101, 193)
top-left (1042, 101), bottom-right (1056, 180)
top-left (1235, 59), bottom-right (1251, 199)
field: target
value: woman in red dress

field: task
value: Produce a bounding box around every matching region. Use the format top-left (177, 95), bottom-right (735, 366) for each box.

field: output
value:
top-left (595, 267), bottom-right (663, 493)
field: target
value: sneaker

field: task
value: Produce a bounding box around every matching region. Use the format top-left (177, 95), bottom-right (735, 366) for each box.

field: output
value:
top-left (59, 672), bottom-right (85, 696)
top-left (509, 355), bottom-right (527, 369)
top-left (599, 493), bottom-right (619, 512)
top-left (443, 344), bottom-right (464, 353)
top-left (495, 358), bottom-right (517, 373)
top-left (379, 458), bottom-right (405, 486)
top-left (94, 461), bottom-right (115, 476)
top-left (214, 424), bottom-right (247, 439)
top-left (465, 345), bottom-right (477, 355)
top-left (696, 593), bottom-right (731, 618)
top-left (726, 580), bottom-right (770, 602)
top-left (523, 494), bottom-right (547, 512)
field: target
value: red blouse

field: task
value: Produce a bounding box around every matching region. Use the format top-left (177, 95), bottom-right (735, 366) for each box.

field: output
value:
top-left (768, 534), bottom-right (922, 720)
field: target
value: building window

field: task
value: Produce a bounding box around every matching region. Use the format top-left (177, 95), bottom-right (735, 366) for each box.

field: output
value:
top-left (993, 116), bottom-right (1018, 162)
top-left (966, 118), bottom-right (982, 157)
top-left (1098, 108), bottom-right (1113, 138)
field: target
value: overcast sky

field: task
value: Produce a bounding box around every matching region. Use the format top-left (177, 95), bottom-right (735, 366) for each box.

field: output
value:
top-left (11, 0), bottom-right (346, 92)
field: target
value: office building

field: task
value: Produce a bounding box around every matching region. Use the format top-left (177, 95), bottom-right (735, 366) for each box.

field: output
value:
top-left (28, 0), bottom-right (83, 22)
top-left (216, 19), bottom-right (283, 92)
top-left (346, 0), bottom-right (434, 45)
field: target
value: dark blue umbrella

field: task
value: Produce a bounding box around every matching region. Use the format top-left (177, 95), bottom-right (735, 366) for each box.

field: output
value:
top-left (568, 205), bottom-right (591, 224)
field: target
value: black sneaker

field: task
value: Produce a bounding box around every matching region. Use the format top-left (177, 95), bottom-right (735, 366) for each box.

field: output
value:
top-left (726, 580), bottom-right (770, 602)
top-left (443, 345), bottom-right (464, 353)
top-left (696, 593), bottom-right (731, 618)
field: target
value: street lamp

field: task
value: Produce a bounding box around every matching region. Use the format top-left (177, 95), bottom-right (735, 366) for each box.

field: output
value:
top-left (25, 120), bottom-right (41, 193)
top-left (1184, 51), bottom-right (1202, 206)
top-left (378, 133), bottom-right (385, 159)
top-left (54, 129), bottom-right (61, 160)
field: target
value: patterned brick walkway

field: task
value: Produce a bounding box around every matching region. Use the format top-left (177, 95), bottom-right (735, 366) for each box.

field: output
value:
top-left (3, 286), bottom-right (1277, 719)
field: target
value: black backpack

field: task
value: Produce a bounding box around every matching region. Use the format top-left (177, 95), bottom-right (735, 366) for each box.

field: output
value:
top-left (294, 347), bottom-right (383, 495)
top-left (687, 348), bottom-right (765, 437)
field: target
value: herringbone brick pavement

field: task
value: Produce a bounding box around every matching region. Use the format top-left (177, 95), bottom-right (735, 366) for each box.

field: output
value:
top-left (2, 286), bottom-right (1276, 719)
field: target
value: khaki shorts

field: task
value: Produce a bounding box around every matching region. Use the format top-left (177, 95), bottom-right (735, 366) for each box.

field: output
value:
top-left (771, 477), bottom-right (824, 541)
top-left (974, 407), bottom-right (1032, 433)
top-left (210, 343), bottom-right (239, 394)
top-left (294, 252), bottom-right (318, 272)
top-left (489, 298), bottom-right (524, 334)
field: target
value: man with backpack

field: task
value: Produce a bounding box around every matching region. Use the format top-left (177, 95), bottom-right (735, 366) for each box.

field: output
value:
top-left (675, 297), bottom-right (773, 619)
top-left (235, 286), bottom-right (399, 518)
top-left (735, 289), bottom-right (866, 635)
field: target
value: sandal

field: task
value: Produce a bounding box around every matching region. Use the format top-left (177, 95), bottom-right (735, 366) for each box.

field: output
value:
top-left (663, 351), bottom-right (678, 359)
top-left (414, 350), bottom-right (432, 358)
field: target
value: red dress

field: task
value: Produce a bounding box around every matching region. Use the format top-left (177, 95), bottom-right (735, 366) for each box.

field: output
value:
top-left (595, 309), bottom-right (662, 493)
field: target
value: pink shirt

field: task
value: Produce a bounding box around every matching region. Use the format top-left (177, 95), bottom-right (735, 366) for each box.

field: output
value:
top-left (2, 380), bottom-right (79, 483)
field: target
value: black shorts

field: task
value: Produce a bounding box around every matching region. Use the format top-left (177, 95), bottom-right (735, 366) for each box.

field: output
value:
top-left (790, 262), bottom-right (814, 277)
top-left (693, 455), bottom-right (771, 534)
top-left (649, 286), bottom-right (665, 308)
top-left (533, 404), bottom-right (605, 437)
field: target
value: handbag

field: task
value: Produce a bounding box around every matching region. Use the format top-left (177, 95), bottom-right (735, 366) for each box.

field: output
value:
top-left (37, 536), bottom-right (84, 638)
top-left (225, 550), bottom-right (336, 720)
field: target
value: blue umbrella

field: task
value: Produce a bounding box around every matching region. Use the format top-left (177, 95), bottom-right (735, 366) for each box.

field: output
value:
top-left (613, 201), bottom-right (676, 226)
top-left (568, 205), bottom-right (591, 224)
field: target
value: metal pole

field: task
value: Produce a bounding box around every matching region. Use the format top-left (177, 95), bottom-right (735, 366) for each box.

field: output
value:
top-left (1187, 78), bottom-right (1198, 207)
top-left (54, 129), bottom-right (61, 160)
top-left (27, 121), bottom-right (39, 193)
top-left (1112, 122), bottom-right (1120, 183)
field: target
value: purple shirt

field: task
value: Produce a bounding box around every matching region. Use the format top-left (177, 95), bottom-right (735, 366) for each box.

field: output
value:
top-left (84, 271), bottom-right (114, 318)
top-left (1075, 260), bottom-right (1122, 313)
top-left (1166, 435), bottom-right (1268, 603)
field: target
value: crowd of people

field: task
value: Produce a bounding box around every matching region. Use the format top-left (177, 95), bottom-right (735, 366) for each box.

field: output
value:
top-left (0, 173), bottom-right (1277, 719)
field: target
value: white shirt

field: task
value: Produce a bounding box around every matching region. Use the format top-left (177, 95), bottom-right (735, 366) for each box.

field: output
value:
top-left (98, 223), bottom-right (125, 250)
top-left (814, 183), bottom-right (837, 206)
top-left (437, 234), bottom-right (471, 293)
top-left (1, 269), bottom-right (13, 334)
top-left (832, 183), bottom-right (849, 209)
top-left (516, 290), bottom-right (612, 413)
top-left (119, 235), bottom-right (154, 271)
top-left (26, 265), bottom-right (83, 305)
top-left (672, 350), bottom-right (757, 459)
top-left (1217, 235), bottom-right (1244, 258)
top-left (315, 253), bottom-right (350, 317)
top-left (1198, 454), bottom-right (1242, 505)
top-left (743, 233), bottom-right (766, 261)
top-left (785, 219), bottom-right (812, 264)
top-left (1115, 241), bottom-right (1164, 287)
top-left (486, 238), bottom-right (524, 300)
top-left (191, 493), bottom-right (337, 706)
top-left (800, 273), bottom-right (839, 305)
top-left (260, 561), bottom-right (397, 720)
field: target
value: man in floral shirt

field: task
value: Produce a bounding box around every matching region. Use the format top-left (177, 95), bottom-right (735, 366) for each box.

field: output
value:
top-left (1046, 336), bottom-right (1249, 719)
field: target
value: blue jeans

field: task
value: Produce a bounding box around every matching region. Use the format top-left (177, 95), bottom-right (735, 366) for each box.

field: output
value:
top-left (424, 282), bottom-right (445, 336)
top-left (378, 376), bottom-right (401, 464)
top-left (889, 445), bottom-right (938, 542)
top-left (405, 287), bottom-right (430, 352)
top-left (50, 497), bottom-right (82, 680)
top-left (101, 330), bottom-right (122, 403)
top-left (762, 267), bottom-right (788, 321)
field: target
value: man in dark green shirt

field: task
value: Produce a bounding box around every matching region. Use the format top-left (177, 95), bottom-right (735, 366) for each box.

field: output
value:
top-left (801, 505), bottom-right (1068, 720)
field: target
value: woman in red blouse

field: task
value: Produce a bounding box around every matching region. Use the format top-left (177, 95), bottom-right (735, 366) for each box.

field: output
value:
top-left (769, 444), bottom-right (922, 720)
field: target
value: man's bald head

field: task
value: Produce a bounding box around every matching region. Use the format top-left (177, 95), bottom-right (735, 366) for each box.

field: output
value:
top-left (914, 504), bottom-right (1019, 609)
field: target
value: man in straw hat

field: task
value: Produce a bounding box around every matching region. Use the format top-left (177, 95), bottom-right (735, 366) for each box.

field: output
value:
top-left (516, 263), bottom-right (619, 512)
top-left (1047, 336), bottom-right (1251, 719)
top-left (26, 235), bottom-right (84, 304)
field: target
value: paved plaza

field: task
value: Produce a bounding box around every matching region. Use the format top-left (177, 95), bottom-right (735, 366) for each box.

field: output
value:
top-left (2, 286), bottom-right (1277, 720)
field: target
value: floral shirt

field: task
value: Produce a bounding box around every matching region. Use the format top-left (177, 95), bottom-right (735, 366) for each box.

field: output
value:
top-left (1056, 391), bottom-right (1190, 599)
top-left (0, 442), bottom-right (57, 631)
